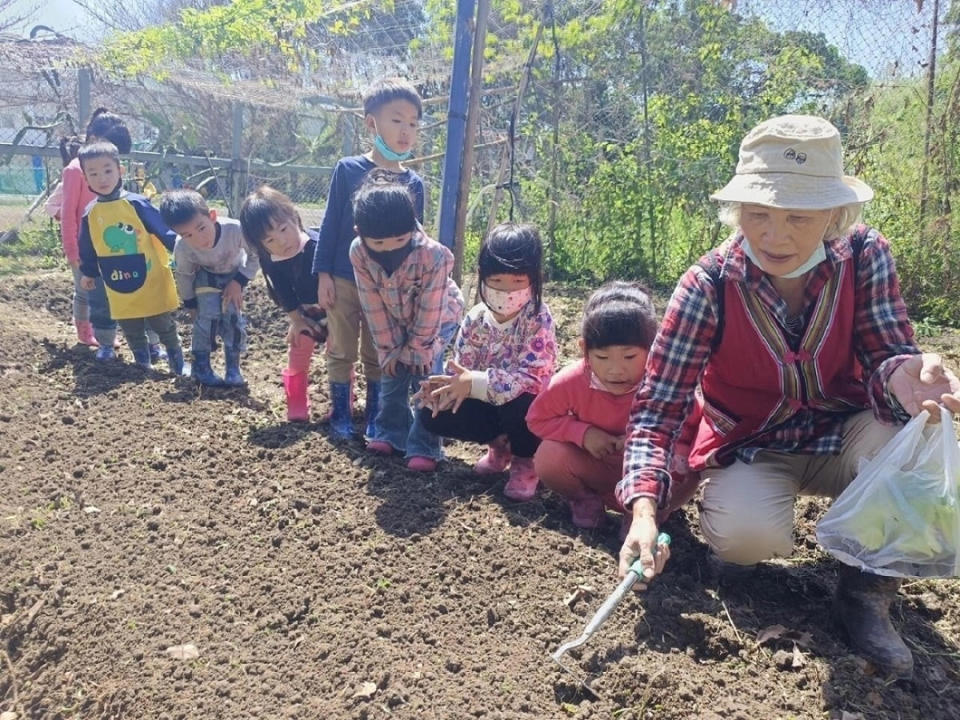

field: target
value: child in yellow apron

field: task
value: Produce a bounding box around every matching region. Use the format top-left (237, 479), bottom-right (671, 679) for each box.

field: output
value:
top-left (77, 141), bottom-right (185, 373)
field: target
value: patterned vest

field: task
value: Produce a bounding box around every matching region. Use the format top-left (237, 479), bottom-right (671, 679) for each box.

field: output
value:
top-left (688, 259), bottom-right (870, 468)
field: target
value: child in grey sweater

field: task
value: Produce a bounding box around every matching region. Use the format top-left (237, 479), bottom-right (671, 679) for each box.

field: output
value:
top-left (161, 190), bottom-right (260, 386)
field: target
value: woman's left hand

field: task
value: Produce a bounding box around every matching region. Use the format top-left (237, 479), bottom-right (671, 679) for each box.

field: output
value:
top-left (889, 353), bottom-right (960, 420)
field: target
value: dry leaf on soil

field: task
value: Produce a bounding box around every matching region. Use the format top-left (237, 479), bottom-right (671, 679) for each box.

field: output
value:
top-left (756, 623), bottom-right (813, 648)
top-left (166, 643), bottom-right (199, 660)
top-left (352, 681), bottom-right (378, 699)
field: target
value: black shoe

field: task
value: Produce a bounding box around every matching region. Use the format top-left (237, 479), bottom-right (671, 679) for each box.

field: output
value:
top-left (833, 565), bottom-right (913, 679)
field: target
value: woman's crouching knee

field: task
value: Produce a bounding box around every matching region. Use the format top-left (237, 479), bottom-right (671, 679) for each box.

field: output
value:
top-left (700, 511), bottom-right (795, 565)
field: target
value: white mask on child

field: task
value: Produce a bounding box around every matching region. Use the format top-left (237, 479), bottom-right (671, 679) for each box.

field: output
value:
top-left (483, 284), bottom-right (532, 316)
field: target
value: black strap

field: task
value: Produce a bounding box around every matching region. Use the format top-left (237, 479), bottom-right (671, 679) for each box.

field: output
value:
top-left (698, 250), bottom-right (726, 350)
top-left (698, 227), bottom-right (869, 351)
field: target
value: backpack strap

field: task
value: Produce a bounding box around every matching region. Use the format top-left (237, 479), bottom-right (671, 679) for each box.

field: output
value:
top-left (850, 224), bottom-right (867, 270)
top-left (697, 251), bottom-right (725, 350)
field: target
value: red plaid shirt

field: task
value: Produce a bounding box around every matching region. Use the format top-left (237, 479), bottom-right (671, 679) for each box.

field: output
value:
top-left (617, 226), bottom-right (919, 510)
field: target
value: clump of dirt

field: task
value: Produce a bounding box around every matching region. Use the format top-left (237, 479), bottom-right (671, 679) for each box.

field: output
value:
top-left (0, 270), bottom-right (958, 719)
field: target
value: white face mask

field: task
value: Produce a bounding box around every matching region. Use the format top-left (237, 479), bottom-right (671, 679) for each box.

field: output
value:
top-left (742, 238), bottom-right (827, 278)
top-left (742, 215), bottom-right (832, 279)
top-left (483, 284), bottom-right (532, 316)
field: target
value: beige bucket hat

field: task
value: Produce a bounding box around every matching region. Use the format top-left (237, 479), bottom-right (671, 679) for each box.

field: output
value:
top-left (710, 114), bottom-right (873, 209)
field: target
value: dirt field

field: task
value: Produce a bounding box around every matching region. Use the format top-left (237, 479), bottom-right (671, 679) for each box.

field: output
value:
top-left (1, 270), bottom-right (958, 720)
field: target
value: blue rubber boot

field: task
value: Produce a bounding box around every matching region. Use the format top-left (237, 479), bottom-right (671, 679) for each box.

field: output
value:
top-left (95, 346), bottom-right (117, 362)
top-left (191, 351), bottom-right (224, 386)
top-left (223, 349), bottom-right (246, 387)
top-left (328, 381), bottom-right (355, 440)
top-left (167, 347), bottom-right (186, 376)
top-left (132, 348), bottom-right (153, 370)
top-left (149, 343), bottom-right (167, 364)
top-left (364, 381), bottom-right (381, 439)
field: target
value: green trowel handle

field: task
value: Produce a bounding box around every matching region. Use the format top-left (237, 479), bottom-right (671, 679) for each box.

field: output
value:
top-left (627, 532), bottom-right (672, 580)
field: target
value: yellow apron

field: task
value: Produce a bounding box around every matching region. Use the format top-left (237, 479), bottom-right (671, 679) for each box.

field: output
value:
top-left (87, 198), bottom-right (179, 320)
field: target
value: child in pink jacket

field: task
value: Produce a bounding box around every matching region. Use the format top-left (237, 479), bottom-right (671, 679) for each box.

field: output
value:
top-left (527, 282), bottom-right (699, 530)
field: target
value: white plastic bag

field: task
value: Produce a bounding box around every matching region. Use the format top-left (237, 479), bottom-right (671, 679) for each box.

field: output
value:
top-left (816, 406), bottom-right (960, 578)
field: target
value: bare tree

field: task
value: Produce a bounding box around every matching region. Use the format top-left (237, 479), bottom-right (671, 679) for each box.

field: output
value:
top-left (0, 0), bottom-right (35, 33)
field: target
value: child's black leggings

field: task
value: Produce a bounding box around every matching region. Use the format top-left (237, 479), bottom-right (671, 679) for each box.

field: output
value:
top-left (417, 393), bottom-right (540, 458)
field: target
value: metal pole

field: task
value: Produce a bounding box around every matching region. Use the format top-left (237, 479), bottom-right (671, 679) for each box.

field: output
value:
top-left (452, 0), bottom-right (492, 285)
top-left (78, 68), bottom-right (91, 131)
top-left (437, 0), bottom-right (477, 252)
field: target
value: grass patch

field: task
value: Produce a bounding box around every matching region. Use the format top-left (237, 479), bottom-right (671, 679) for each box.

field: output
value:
top-left (0, 217), bottom-right (63, 275)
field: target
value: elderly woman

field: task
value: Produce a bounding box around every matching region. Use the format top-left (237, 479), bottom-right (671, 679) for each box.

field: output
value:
top-left (617, 115), bottom-right (960, 680)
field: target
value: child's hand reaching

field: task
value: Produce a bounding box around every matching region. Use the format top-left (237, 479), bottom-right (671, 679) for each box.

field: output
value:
top-left (80, 275), bottom-right (96, 291)
top-left (222, 280), bottom-right (244, 312)
top-left (583, 427), bottom-right (625, 460)
top-left (286, 314), bottom-right (311, 347)
top-left (427, 359), bottom-right (473, 415)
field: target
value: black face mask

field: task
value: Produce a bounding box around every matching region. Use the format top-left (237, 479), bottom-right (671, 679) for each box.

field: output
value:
top-left (91, 175), bottom-right (124, 201)
top-left (367, 243), bottom-right (414, 275)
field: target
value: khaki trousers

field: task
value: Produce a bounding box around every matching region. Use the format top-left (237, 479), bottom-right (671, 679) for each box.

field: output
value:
top-left (324, 276), bottom-right (381, 384)
top-left (699, 410), bottom-right (900, 565)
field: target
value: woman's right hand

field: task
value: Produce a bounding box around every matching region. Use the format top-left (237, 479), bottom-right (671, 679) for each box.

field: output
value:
top-left (316, 273), bottom-right (336, 310)
top-left (618, 497), bottom-right (669, 589)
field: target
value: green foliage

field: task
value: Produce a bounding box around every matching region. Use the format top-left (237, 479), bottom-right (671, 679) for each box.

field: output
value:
top-left (0, 220), bottom-right (62, 275)
top-left (100, 0), bottom-right (392, 79)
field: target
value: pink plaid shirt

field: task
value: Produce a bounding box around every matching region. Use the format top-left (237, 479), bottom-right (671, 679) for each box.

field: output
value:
top-left (350, 232), bottom-right (464, 368)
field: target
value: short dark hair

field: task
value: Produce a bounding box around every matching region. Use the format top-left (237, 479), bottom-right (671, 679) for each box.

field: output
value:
top-left (59, 135), bottom-right (82, 166)
top-left (238, 185), bottom-right (305, 307)
top-left (78, 141), bottom-right (121, 170)
top-left (363, 78), bottom-right (423, 119)
top-left (238, 185), bottom-right (302, 250)
top-left (478, 223), bottom-right (544, 313)
top-left (353, 168), bottom-right (418, 240)
top-left (85, 108), bottom-right (132, 154)
top-left (581, 281), bottom-right (658, 351)
top-left (159, 190), bottom-right (210, 228)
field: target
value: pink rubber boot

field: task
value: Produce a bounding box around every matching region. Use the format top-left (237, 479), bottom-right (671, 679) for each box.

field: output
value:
top-left (474, 434), bottom-right (511, 475)
top-left (75, 320), bottom-right (99, 347)
top-left (282, 369), bottom-right (309, 422)
top-left (503, 457), bottom-right (539, 501)
top-left (568, 492), bottom-right (606, 529)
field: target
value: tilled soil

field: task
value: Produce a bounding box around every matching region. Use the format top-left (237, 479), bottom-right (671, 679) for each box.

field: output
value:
top-left (0, 270), bottom-right (958, 720)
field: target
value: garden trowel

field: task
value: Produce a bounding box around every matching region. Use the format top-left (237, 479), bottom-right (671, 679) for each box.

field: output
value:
top-left (551, 532), bottom-right (671, 696)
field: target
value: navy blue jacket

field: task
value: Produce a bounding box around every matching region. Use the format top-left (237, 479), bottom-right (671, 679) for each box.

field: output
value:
top-left (311, 155), bottom-right (425, 283)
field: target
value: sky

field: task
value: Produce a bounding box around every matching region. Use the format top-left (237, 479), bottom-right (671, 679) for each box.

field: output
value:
top-left (2, 0), bottom-right (952, 81)
top-left (4, 0), bottom-right (96, 39)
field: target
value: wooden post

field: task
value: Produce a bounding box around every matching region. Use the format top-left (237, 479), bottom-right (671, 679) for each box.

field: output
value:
top-left (229, 103), bottom-right (247, 217)
top-left (485, 21), bottom-right (544, 239)
top-left (919, 0), bottom-right (940, 238)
